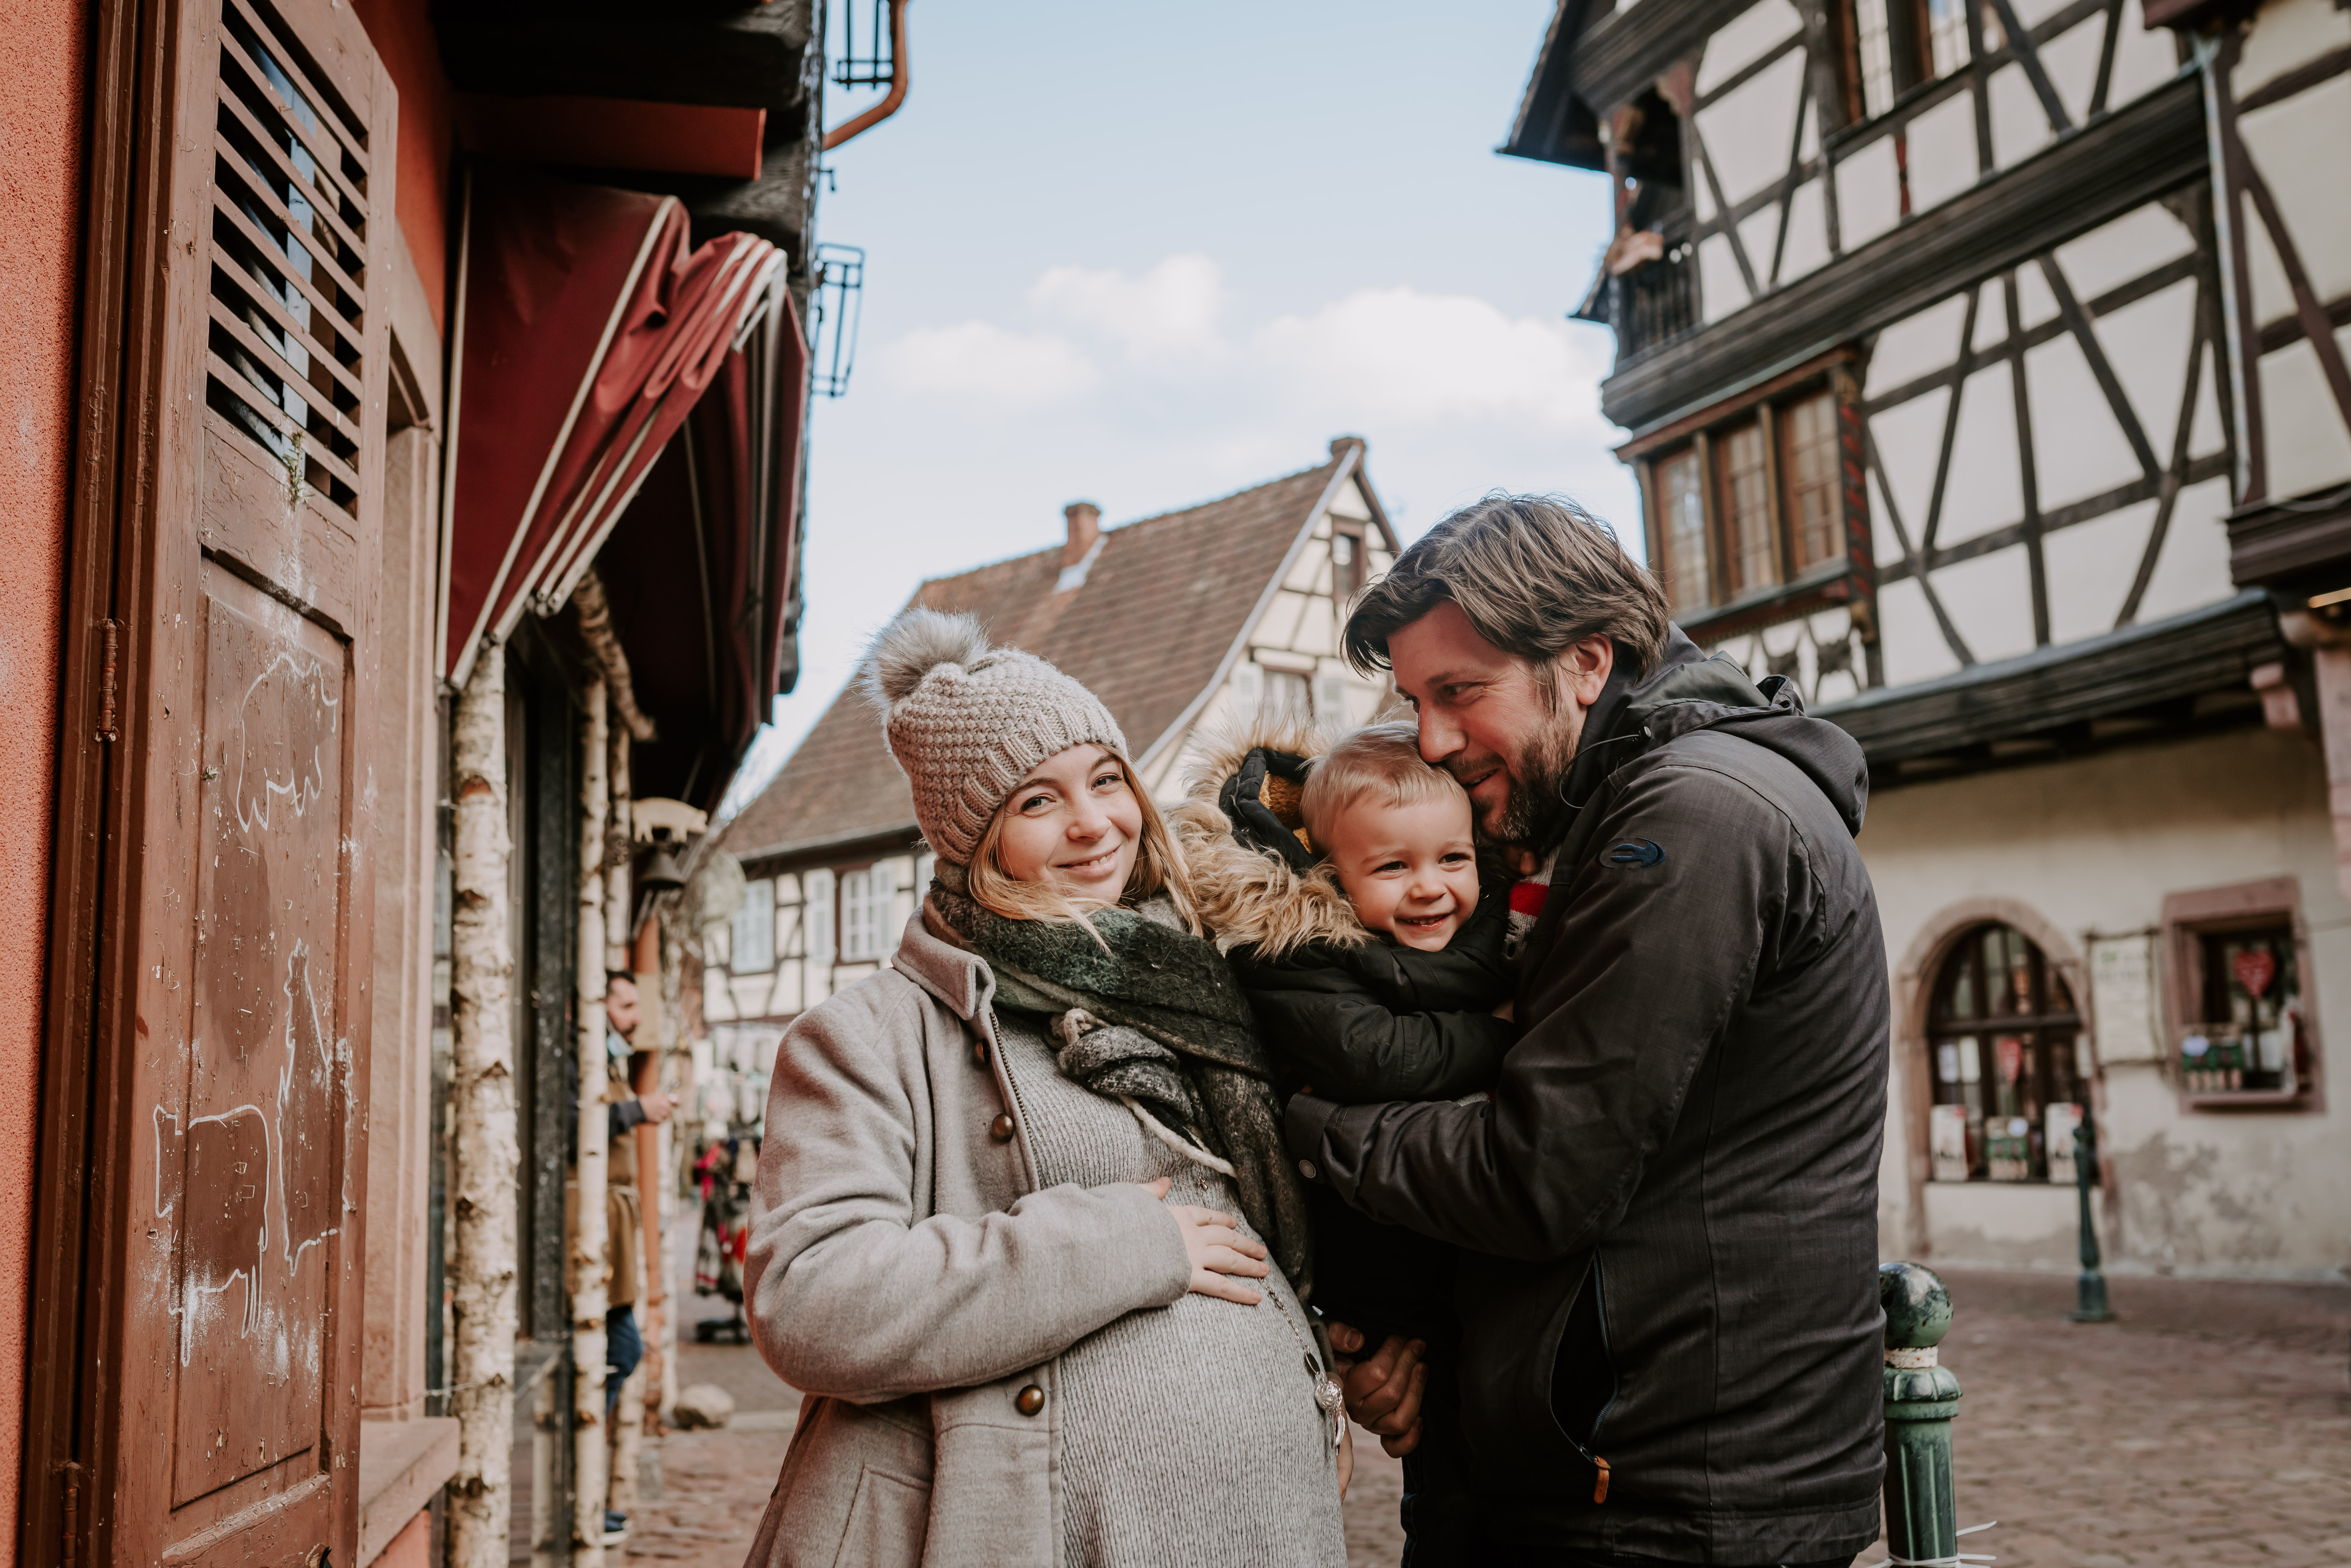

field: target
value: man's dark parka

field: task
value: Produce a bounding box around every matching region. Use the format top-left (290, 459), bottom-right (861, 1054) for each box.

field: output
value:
top-left (1286, 632), bottom-right (1891, 1563)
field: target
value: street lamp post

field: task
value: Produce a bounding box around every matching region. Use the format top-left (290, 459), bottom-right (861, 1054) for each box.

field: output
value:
top-left (2070, 1107), bottom-right (2116, 1324)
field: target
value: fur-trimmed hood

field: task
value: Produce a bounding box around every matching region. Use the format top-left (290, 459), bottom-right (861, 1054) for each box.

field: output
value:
top-left (1169, 710), bottom-right (1372, 958)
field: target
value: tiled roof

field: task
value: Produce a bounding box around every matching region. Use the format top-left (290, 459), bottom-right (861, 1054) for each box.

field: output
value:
top-left (721, 445), bottom-right (1353, 863)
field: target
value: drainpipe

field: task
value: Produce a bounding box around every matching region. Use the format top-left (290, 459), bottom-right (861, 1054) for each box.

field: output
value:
top-left (823, 0), bottom-right (911, 150)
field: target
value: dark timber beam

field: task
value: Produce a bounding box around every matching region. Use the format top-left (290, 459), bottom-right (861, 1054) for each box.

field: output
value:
top-left (1602, 73), bottom-right (2206, 435)
top-left (1570, 0), bottom-right (1764, 132)
top-left (1816, 590), bottom-right (2280, 767)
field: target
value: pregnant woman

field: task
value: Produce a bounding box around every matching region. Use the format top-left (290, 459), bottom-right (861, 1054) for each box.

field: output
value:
top-left (743, 609), bottom-right (1349, 1568)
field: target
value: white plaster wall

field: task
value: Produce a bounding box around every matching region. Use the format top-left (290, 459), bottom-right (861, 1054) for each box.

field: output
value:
top-left (1149, 491), bottom-right (1398, 801)
top-left (1863, 727), bottom-right (2351, 1279)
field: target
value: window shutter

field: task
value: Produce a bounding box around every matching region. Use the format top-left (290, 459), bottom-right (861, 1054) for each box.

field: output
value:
top-left (839, 869), bottom-right (870, 962)
top-left (1313, 672), bottom-right (1349, 723)
top-left (872, 859), bottom-right (899, 956)
top-left (806, 868), bottom-right (836, 968)
top-left (1230, 661), bottom-right (1265, 716)
top-left (209, 0), bottom-right (376, 521)
top-left (82, 0), bottom-right (399, 1558)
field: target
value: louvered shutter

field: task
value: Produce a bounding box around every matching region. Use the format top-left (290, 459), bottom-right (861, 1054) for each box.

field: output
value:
top-left (92, 0), bottom-right (397, 1561)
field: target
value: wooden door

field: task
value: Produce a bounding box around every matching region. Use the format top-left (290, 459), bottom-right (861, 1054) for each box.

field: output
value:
top-left (70, 0), bottom-right (397, 1560)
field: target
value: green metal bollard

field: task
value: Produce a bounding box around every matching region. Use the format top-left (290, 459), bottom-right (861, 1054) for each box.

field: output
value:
top-left (2070, 1110), bottom-right (2116, 1323)
top-left (1880, 1261), bottom-right (1962, 1565)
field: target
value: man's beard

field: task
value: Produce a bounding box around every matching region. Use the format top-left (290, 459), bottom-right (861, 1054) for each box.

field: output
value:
top-left (1470, 710), bottom-right (1581, 850)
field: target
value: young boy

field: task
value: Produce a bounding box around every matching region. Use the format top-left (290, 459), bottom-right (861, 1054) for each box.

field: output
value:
top-left (1177, 719), bottom-right (1517, 1343)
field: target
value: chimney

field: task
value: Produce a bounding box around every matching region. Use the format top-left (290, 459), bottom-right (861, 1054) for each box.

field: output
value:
top-left (1062, 502), bottom-right (1101, 571)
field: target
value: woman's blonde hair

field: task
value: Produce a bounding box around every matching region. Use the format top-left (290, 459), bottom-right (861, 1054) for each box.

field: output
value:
top-left (965, 747), bottom-right (1202, 936)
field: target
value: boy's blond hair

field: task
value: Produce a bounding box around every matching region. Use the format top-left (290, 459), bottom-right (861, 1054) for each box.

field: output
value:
top-left (1300, 721), bottom-right (1469, 848)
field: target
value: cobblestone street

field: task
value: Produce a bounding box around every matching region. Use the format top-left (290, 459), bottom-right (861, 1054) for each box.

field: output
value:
top-left (617, 1269), bottom-right (2348, 1567)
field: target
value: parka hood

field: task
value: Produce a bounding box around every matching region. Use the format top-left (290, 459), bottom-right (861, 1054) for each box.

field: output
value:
top-left (1169, 710), bottom-right (1375, 958)
top-left (1577, 629), bottom-right (1870, 839)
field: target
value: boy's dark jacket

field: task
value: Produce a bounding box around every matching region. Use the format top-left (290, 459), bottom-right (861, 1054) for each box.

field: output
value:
top-left (1285, 632), bottom-right (1891, 1562)
top-left (1226, 878), bottom-right (1515, 1102)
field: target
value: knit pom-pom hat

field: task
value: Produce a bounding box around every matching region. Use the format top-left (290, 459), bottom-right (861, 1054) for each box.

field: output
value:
top-left (859, 608), bottom-right (1128, 866)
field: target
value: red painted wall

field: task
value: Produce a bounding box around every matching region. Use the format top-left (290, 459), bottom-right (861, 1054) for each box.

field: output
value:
top-left (0, 0), bottom-right (89, 1545)
top-left (352, 0), bottom-right (454, 329)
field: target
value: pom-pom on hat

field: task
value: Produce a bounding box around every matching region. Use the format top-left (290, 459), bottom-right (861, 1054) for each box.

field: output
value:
top-left (858, 608), bottom-right (1128, 867)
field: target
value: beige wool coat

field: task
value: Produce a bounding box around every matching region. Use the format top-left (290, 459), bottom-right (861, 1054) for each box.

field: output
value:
top-left (742, 908), bottom-right (1197, 1567)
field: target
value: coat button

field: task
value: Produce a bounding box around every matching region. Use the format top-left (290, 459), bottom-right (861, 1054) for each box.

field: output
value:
top-left (1297, 1159), bottom-right (1319, 1181)
top-left (971, 1039), bottom-right (989, 1068)
top-left (1016, 1384), bottom-right (1045, 1416)
top-left (989, 1112), bottom-right (1016, 1143)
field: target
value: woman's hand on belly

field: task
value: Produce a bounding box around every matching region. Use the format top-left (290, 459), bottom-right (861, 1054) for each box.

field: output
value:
top-left (1140, 1174), bottom-right (1270, 1305)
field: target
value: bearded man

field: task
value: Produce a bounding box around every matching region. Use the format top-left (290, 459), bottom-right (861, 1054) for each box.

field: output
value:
top-left (1290, 495), bottom-right (1890, 1568)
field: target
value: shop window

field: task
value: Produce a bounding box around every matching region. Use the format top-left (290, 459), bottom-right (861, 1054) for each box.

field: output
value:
top-left (2163, 878), bottom-right (2320, 1109)
top-left (732, 878), bottom-right (776, 974)
top-left (1926, 923), bottom-right (2083, 1182)
top-left (1642, 379), bottom-right (1853, 619)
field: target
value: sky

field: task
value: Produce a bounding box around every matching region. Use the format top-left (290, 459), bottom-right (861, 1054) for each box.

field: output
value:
top-left (719, 0), bottom-right (1632, 818)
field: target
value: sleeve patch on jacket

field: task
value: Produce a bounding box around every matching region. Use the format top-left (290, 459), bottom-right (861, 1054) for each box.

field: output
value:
top-left (1602, 838), bottom-right (1664, 868)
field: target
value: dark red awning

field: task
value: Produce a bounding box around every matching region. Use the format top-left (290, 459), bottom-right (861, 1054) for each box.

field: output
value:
top-left (440, 164), bottom-right (788, 685)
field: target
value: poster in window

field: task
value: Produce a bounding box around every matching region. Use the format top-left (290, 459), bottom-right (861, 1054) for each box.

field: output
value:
top-left (2045, 1102), bottom-right (2083, 1185)
top-left (1929, 1103), bottom-right (1970, 1183)
top-left (1995, 1034), bottom-right (2025, 1084)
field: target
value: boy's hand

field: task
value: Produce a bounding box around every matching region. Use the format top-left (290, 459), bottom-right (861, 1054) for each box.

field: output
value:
top-left (1326, 1322), bottom-right (1427, 1456)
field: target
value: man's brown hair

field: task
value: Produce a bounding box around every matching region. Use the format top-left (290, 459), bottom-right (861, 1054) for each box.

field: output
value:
top-left (1342, 493), bottom-right (1671, 681)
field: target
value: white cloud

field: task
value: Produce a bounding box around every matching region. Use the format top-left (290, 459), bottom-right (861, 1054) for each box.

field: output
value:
top-left (1028, 253), bottom-right (1228, 368)
top-left (728, 252), bottom-right (1641, 813)
top-left (1257, 286), bottom-right (1612, 430)
top-left (877, 255), bottom-right (1620, 465)
top-left (873, 320), bottom-right (1098, 410)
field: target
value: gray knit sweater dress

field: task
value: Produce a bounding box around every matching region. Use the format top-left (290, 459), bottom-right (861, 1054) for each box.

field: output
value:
top-left (993, 1009), bottom-right (1349, 1567)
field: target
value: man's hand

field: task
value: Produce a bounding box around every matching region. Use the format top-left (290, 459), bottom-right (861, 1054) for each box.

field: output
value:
top-left (1326, 1322), bottom-right (1427, 1456)
top-left (636, 1091), bottom-right (675, 1125)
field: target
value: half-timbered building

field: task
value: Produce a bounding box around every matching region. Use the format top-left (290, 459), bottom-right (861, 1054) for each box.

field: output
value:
top-left (1510, 0), bottom-right (2349, 1277)
top-left (697, 439), bottom-right (1400, 1072)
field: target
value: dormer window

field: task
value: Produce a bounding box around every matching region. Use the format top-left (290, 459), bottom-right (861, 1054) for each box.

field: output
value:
top-left (1332, 526), bottom-right (1365, 600)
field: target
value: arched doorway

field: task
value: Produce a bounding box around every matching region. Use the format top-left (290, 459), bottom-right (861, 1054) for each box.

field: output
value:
top-left (1925, 922), bottom-right (2088, 1183)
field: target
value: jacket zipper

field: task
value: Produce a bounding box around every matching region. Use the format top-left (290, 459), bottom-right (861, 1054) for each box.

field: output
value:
top-left (1554, 1256), bottom-right (1616, 1505)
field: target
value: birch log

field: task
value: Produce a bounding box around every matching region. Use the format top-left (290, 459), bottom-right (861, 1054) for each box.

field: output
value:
top-left (449, 647), bottom-right (520, 1568)
top-left (606, 706), bottom-right (632, 987)
top-left (573, 676), bottom-right (611, 1563)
